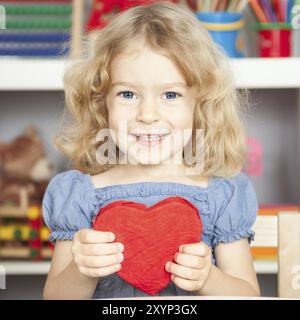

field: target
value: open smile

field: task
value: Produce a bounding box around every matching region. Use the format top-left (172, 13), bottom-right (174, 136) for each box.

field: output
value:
top-left (130, 134), bottom-right (169, 147)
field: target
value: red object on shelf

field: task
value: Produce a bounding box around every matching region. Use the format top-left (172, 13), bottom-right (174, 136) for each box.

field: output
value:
top-left (258, 28), bottom-right (292, 57)
top-left (246, 138), bottom-right (263, 177)
top-left (93, 196), bottom-right (202, 295)
top-left (2, 0), bottom-right (71, 2)
top-left (86, 0), bottom-right (178, 31)
top-left (28, 204), bottom-right (42, 260)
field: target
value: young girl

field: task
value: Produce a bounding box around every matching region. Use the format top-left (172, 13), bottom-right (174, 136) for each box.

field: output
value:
top-left (42, 2), bottom-right (260, 299)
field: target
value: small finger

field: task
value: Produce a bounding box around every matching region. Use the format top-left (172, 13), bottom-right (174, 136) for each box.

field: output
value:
top-left (78, 229), bottom-right (115, 243)
top-left (179, 242), bottom-right (209, 257)
top-left (75, 253), bottom-right (124, 268)
top-left (79, 242), bottom-right (124, 256)
top-left (174, 253), bottom-right (205, 269)
top-left (171, 274), bottom-right (199, 292)
top-left (165, 261), bottom-right (201, 281)
top-left (78, 264), bottom-right (122, 278)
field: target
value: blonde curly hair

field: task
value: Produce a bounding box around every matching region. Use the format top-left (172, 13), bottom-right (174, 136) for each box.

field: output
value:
top-left (55, 1), bottom-right (248, 178)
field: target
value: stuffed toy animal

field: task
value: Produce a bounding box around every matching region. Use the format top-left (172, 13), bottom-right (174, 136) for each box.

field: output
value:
top-left (0, 126), bottom-right (54, 210)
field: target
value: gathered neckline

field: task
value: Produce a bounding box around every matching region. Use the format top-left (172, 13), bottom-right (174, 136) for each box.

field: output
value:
top-left (84, 172), bottom-right (219, 194)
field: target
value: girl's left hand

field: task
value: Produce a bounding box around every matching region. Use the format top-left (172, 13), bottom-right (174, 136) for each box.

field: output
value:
top-left (165, 241), bottom-right (212, 292)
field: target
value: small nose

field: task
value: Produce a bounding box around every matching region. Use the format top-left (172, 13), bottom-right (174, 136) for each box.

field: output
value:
top-left (136, 97), bottom-right (160, 124)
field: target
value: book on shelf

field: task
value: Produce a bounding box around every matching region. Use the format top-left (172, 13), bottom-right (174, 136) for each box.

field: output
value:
top-left (251, 204), bottom-right (300, 261)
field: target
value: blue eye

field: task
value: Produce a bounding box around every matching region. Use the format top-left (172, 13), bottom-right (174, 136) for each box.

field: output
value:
top-left (164, 92), bottom-right (182, 100)
top-left (117, 91), bottom-right (135, 99)
top-left (117, 90), bottom-right (182, 100)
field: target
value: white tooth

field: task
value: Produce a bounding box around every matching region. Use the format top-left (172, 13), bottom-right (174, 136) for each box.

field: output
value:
top-left (139, 135), bottom-right (161, 142)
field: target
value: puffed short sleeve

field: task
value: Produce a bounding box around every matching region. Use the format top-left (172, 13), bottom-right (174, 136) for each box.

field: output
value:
top-left (42, 169), bottom-right (94, 244)
top-left (212, 172), bottom-right (258, 248)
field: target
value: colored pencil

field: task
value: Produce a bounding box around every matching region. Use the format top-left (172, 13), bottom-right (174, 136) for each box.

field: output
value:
top-left (260, 0), bottom-right (277, 22)
top-left (272, 0), bottom-right (285, 22)
top-left (281, 0), bottom-right (289, 21)
top-left (196, 0), bottom-right (202, 11)
top-left (202, 0), bottom-right (210, 11)
top-left (211, 0), bottom-right (220, 11)
top-left (227, 0), bottom-right (239, 12)
top-left (249, 0), bottom-right (269, 22)
top-left (287, 0), bottom-right (294, 23)
top-left (217, 0), bottom-right (229, 11)
top-left (236, 0), bottom-right (249, 12)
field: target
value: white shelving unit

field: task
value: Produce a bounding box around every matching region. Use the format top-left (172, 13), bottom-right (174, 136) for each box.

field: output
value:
top-left (1, 260), bottom-right (278, 275)
top-left (2, 261), bottom-right (51, 275)
top-left (231, 58), bottom-right (300, 88)
top-left (0, 59), bottom-right (67, 90)
top-left (1, 58), bottom-right (300, 90)
top-left (254, 261), bottom-right (278, 275)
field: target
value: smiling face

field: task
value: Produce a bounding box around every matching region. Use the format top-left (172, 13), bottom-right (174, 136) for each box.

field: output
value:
top-left (105, 43), bottom-right (197, 165)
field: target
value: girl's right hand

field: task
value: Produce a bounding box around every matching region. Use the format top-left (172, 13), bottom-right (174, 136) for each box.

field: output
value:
top-left (71, 229), bottom-right (124, 278)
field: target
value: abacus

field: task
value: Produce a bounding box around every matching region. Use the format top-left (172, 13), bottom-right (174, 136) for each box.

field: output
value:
top-left (0, 203), bottom-right (53, 260)
top-left (0, 0), bottom-right (84, 57)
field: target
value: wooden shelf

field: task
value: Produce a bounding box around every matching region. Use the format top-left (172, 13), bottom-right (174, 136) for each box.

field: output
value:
top-left (1, 260), bottom-right (277, 275)
top-left (0, 58), bottom-right (300, 90)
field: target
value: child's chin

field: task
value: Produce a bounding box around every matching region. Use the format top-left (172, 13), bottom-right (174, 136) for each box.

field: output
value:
top-left (127, 152), bottom-right (172, 166)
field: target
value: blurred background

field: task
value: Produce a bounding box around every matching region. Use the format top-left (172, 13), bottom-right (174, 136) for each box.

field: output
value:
top-left (0, 0), bottom-right (300, 299)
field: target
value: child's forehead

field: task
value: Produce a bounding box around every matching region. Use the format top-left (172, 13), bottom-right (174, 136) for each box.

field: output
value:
top-left (110, 46), bottom-right (178, 74)
top-left (109, 50), bottom-right (186, 86)
top-left (113, 45), bottom-right (169, 61)
top-left (107, 40), bottom-right (189, 86)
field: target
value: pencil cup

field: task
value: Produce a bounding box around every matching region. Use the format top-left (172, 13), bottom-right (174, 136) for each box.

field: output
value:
top-left (255, 23), bottom-right (292, 57)
top-left (195, 12), bottom-right (245, 58)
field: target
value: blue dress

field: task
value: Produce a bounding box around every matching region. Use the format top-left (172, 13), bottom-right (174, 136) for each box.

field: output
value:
top-left (42, 169), bottom-right (258, 299)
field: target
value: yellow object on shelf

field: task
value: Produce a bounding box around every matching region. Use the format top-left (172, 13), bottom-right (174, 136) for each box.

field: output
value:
top-left (40, 226), bottom-right (50, 241)
top-left (0, 225), bottom-right (37, 241)
top-left (27, 206), bottom-right (40, 220)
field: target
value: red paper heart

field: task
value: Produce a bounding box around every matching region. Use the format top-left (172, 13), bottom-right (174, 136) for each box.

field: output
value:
top-left (92, 196), bottom-right (202, 295)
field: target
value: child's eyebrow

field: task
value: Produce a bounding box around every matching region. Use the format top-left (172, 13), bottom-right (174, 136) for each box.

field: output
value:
top-left (111, 81), bottom-right (188, 89)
